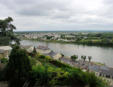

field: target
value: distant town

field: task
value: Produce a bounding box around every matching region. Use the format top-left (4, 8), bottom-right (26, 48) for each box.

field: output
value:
top-left (17, 31), bottom-right (113, 47)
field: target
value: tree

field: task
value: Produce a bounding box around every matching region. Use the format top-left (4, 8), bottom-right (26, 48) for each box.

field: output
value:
top-left (88, 56), bottom-right (92, 72)
top-left (88, 56), bottom-right (92, 63)
top-left (81, 55), bottom-right (86, 62)
top-left (61, 53), bottom-right (64, 57)
top-left (71, 55), bottom-right (78, 62)
top-left (5, 46), bottom-right (32, 87)
top-left (81, 55), bottom-right (84, 59)
top-left (0, 17), bottom-right (16, 36)
top-left (0, 17), bottom-right (20, 45)
top-left (32, 46), bottom-right (37, 57)
top-left (60, 34), bottom-right (65, 39)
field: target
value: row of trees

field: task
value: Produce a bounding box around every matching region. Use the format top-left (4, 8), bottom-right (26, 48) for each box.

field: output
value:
top-left (71, 55), bottom-right (92, 62)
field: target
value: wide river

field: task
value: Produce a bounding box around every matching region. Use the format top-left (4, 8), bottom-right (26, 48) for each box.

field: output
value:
top-left (21, 40), bottom-right (113, 67)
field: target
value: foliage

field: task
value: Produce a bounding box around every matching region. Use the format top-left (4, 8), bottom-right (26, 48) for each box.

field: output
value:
top-left (33, 47), bottom-right (37, 54)
top-left (21, 32), bottom-right (113, 47)
top-left (0, 36), bottom-right (11, 45)
top-left (4, 46), bottom-right (32, 87)
top-left (81, 55), bottom-right (86, 62)
top-left (0, 17), bottom-right (20, 45)
top-left (29, 54), bottom-right (108, 87)
top-left (0, 47), bottom-right (108, 87)
top-left (31, 65), bottom-right (51, 86)
top-left (0, 17), bottom-right (16, 36)
top-left (88, 73), bottom-right (108, 87)
top-left (71, 55), bottom-right (78, 61)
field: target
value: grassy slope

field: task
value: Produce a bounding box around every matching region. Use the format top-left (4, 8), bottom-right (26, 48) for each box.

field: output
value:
top-left (30, 54), bottom-right (108, 87)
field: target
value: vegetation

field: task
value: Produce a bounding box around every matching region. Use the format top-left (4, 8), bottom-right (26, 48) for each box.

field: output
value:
top-left (30, 54), bottom-right (108, 87)
top-left (88, 56), bottom-right (92, 62)
top-left (71, 55), bottom-right (78, 62)
top-left (0, 37), bottom-right (11, 45)
top-left (4, 46), bottom-right (32, 87)
top-left (73, 32), bottom-right (113, 47)
top-left (0, 46), bottom-right (108, 87)
top-left (0, 17), bottom-right (19, 45)
top-left (19, 32), bottom-right (113, 47)
top-left (0, 17), bottom-right (110, 87)
top-left (81, 55), bottom-right (86, 62)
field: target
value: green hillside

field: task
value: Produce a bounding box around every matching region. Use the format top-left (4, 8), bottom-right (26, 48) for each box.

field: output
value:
top-left (0, 46), bottom-right (108, 87)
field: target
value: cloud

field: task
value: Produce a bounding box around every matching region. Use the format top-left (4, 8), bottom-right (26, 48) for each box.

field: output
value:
top-left (0, 0), bottom-right (113, 31)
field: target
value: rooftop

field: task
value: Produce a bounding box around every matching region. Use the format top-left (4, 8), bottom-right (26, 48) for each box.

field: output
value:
top-left (0, 46), bottom-right (12, 51)
top-left (0, 49), bottom-right (5, 54)
top-left (89, 65), bottom-right (113, 76)
top-left (47, 51), bottom-right (57, 57)
top-left (37, 45), bottom-right (50, 50)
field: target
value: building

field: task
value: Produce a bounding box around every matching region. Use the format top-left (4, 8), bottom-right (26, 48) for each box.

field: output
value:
top-left (0, 46), bottom-right (12, 59)
top-left (89, 65), bottom-right (113, 79)
top-left (46, 51), bottom-right (62, 60)
top-left (0, 49), bottom-right (6, 58)
top-left (21, 45), bottom-right (34, 53)
top-left (36, 45), bottom-right (51, 54)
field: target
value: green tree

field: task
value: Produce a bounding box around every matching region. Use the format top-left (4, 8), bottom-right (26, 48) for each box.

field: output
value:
top-left (71, 55), bottom-right (78, 62)
top-left (5, 46), bottom-right (32, 87)
top-left (33, 47), bottom-right (37, 55)
top-left (60, 34), bottom-right (65, 39)
top-left (0, 17), bottom-right (16, 36)
top-left (0, 17), bottom-right (20, 45)
top-left (81, 55), bottom-right (86, 62)
top-left (88, 56), bottom-right (92, 63)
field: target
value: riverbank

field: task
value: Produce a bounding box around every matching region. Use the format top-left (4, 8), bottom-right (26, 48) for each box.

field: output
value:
top-left (0, 46), bottom-right (109, 87)
top-left (23, 38), bottom-right (113, 48)
top-left (20, 40), bottom-right (113, 67)
top-left (19, 40), bottom-right (113, 86)
top-left (22, 43), bottom-right (113, 86)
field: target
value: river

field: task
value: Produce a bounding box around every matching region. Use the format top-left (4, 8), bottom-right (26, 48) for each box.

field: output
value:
top-left (21, 40), bottom-right (113, 67)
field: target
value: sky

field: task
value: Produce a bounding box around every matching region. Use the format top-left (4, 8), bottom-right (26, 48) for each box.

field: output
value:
top-left (0, 0), bottom-right (113, 31)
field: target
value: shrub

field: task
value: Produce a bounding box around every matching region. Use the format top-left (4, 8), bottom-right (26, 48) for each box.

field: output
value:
top-left (5, 46), bottom-right (32, 87)
top-left (71, 55), bottom-right (78, 61)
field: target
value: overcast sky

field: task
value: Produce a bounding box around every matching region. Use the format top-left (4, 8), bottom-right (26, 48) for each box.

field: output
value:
top-left (0, 0), bottom-right (113, 31)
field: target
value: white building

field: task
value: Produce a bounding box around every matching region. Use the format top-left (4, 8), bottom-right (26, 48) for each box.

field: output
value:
top-left (0, 46), bottom-right (12, 58)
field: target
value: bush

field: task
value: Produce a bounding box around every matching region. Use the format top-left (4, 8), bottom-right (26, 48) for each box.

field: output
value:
top-left (31, 65), bottom-right (51, 86)
top-left (5, 46), bottom-right (32, 87)
top-left (71, 55), bottom-right (78, 61)
top-left (33, 54), bottom-right (108, 87)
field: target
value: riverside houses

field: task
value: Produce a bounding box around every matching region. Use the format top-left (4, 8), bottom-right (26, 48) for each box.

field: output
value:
top-left (46, 51), bottom-right (62, 60)
top-left (89, 65), bottom-right (113, 79)
top-left (36, 45), bottom-right (51, 54)
top-left (21, 45), bottom-right (34, 53)
top-left (36, 46), bottom-right (62, 59)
